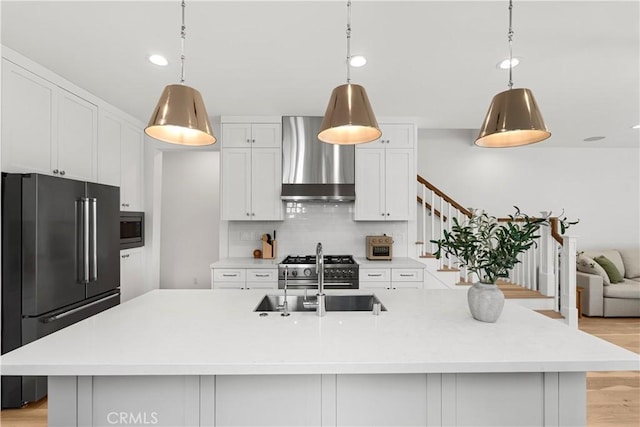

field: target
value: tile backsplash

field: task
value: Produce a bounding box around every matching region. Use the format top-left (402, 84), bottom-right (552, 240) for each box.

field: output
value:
top-left (227, 202), bottom-right (409, 259)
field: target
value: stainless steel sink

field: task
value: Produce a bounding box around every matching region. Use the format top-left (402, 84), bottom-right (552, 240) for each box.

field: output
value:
top-left (254, 294), bottom-right (387, 313)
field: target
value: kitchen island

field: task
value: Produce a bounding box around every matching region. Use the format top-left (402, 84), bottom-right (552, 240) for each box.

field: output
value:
top-left (1, 289), bottom-right (637, 426)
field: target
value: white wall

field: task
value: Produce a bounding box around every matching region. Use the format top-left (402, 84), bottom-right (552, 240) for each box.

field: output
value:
top-left (225, 203), bottom-right (410, 259)
top-left (417, 129), bottom-right (640, 250)
top-left (159, 151), bottom-right (220, 289)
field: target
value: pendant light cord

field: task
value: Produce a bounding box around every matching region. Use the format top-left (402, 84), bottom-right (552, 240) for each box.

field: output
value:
top-left (507, 0), bottom-right (514, 90)
top-left (180, 0), bottom-right (186, 85)
top-left (346, 0), bottom-right (352, 84)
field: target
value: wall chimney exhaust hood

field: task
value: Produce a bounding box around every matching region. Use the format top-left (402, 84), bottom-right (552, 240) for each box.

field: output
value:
top-left (281, 116), bottom-right (355, 202)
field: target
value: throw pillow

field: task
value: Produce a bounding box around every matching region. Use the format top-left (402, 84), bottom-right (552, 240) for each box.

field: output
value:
top-left (594, 256), bottom-right (625, 284)
top-left (618, 248), bottom-right (640, 279)
top-left (577, 254), bottom-right (611, 285)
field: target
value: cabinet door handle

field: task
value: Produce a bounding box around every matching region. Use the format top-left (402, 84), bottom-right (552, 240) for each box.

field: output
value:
top-left (222, 273), bottom-right (238, 277)
top-left (400, 274), bottom-right (414, 277)
top-left (251, 213), bottom-right (255, 216)
top-left (246, 139), bottom-right (251, 143)
top-left (53, 169), bottom-right (59, 174)
top-left (386, 213), bottom-right (390, 216)
top-left (254, 274), bottom-right (269, 278)
top-left (246, 213), bottom-right (250, 216)
top-left (368, 273), bottom-right (382, 277)
top-left (381, 213), bottom-right (385, 216)
top-left (60, 170), bottom-right (66, 176)
top-left (252, 139), bottom-right (256, 143)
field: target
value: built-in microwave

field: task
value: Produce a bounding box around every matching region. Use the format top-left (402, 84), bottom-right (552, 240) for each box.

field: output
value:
top-left (120, 211), bottom-right (144, 249)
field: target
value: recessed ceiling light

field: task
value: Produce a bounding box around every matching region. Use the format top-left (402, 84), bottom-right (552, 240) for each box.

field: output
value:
top-left (149, 54), bottom-right (168, 66)
top-left (632, 124), bottom-right (640, 129)
top-left (583, 136), bottom-right (606, 142)
top-left (349, 55), bottom-right (367, 67)
top-left (497, 57), bottom-right (520, 69)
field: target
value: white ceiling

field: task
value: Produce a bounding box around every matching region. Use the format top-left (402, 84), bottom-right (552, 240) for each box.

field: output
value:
top-left (2, 0), bottom-right (639, 148)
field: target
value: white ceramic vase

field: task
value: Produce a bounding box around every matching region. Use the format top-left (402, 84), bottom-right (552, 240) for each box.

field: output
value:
top-left (467, 282), bottom-right (505, 323)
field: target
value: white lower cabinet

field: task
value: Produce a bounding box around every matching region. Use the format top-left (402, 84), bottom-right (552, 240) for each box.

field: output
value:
top-left (120, 247), bottom-right (145, 302)
top-left (360, 267), bottom-right (424, 290)
top-left (211, 267), bottom-right (277, 289)
top-left (215, 375), bottom-right (322, 426)
top-left (52, 372), bottom-right (582, 427)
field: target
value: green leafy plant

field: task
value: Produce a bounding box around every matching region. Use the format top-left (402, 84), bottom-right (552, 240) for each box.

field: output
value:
top-left (431, 207), bottom-right (576, 284)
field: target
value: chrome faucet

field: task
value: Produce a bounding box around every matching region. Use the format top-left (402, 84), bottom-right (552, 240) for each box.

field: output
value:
top-left (315, 242), bottom-right (326, 317)
top-left (280, 266), bottom-right (290, 317)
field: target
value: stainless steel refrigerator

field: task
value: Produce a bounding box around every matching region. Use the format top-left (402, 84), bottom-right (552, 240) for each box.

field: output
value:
top-left (1, 173), bottom-right (121, 408)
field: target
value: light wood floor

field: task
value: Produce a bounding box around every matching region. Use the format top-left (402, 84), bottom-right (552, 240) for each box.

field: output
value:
top-left (1, 317), bottom-right (638, 427)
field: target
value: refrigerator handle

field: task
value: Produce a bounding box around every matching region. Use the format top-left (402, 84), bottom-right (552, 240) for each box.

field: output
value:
top-left (82, 198), bottom-right (90, 284)
top-left (39, 292), bottom-right (120, 324)
top-left (90, 198), bottom-right (98, 282)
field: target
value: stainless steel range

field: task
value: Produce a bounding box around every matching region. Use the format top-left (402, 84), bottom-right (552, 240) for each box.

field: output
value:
top-left (279, 255), bottom-right (359, 289)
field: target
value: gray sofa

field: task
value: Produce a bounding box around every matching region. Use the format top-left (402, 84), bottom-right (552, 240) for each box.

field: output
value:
top-left (576, 249), bottom-right (640, 317)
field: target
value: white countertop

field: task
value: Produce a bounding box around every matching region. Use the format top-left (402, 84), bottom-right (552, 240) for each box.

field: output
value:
top-left (210, 257), bottom-right (281, 269)
top-left (1, 289), bottom-right (637, 377)
top-left (356, 257), bottom-right (426, 269)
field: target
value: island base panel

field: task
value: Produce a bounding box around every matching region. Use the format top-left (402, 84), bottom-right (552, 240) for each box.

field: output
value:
top-left (48, 372), bottom-right (586, 426)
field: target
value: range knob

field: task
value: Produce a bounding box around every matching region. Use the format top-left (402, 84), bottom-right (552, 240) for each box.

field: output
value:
top-left (303, 268), bottom-right (312, 277)
top-left (291, 270), bottom-right (298, 277)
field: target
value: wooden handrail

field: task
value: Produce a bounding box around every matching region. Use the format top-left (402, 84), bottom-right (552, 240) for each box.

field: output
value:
top-left (550, 217), bottom-right (563, 245)
top-left (418, 174), bottom-right (564, 245)
top-left (416, 175), bottom-right (472, 218)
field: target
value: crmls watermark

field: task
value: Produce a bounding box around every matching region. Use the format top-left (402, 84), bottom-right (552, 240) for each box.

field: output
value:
top-left (106, 411), bottom-right (159, 425)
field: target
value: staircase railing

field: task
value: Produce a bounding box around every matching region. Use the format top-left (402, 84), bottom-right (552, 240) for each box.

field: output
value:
top-left (416, 175), bottom-right (578, 326)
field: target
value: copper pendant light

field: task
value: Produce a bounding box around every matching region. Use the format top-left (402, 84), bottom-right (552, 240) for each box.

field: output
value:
top-left (318, 1), bottom-right (381, 145)
top-left (475, 0), bottom-right (550, 148)
top-left (145, 1), bottom-right (216, 146)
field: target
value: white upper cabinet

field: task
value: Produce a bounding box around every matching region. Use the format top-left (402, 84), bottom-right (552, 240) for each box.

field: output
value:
top-left (57, 88), bottom-right (98, 182)
top-left (221, 148), bottom-right (252, 219)
top-left (355, 123), bottom-right (415, 221)
top-left (1, 59), bottom-right (55, 176)
top-left (2, 59), bottom-right (98, 182)
top-left (120, 122), bottom-right (144, 211)
top-left (354, 149), bottom-right (386, 220)
top-left (221, 120), bottom-right (283, 221)
top-left (357, 123), bottom-right (415, 149)
top-left (2, 52), bottom-right (144, 204)
top-left (222, 123), bottom-right (281, 148)
top-left (98, 110), bottom-right (122, 187)
top-left (98, 109), bottom-right (144, 210)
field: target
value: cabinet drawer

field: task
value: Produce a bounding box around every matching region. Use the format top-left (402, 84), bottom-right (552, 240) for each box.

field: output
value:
top-left (245, 282), bottom-right (277, 290)
top-left (359, 269), bottom-right (391, 282)
top-left (213, 282), bottom-right (245, 290)
top-left (392, 269), bottom-right (424, 282)
top-left (247, 269), bottom-right (277, 282)
top-left (359, 281), bottom-right (390, 290)
top-left (213, 269), bottom-right (246, 283)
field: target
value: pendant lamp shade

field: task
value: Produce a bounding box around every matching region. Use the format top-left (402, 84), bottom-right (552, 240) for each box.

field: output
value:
top-left (318, 83), bottom-right (382, 145)
top-left (475, 88), bottom-right (550, 148)
top-left (145, 84), bottom-right (216, 146)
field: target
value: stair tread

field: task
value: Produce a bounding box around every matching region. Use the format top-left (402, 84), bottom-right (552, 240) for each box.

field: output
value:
top-left (535, 310), bottom-right (565, 319)
top-left (456, 281), bottom-right (553, 299)
top-left (438, 267), bottom-right (460, 272)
